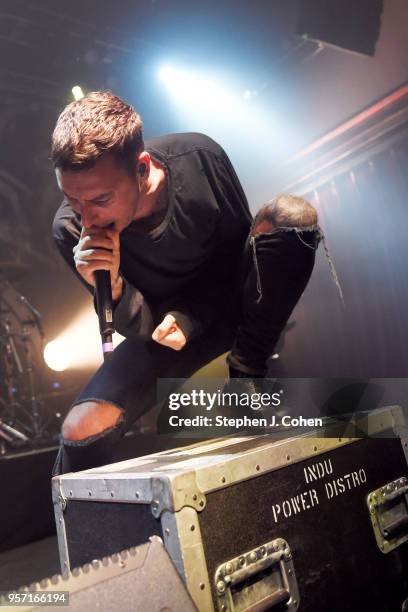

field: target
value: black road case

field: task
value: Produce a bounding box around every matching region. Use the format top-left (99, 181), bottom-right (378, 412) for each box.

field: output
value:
top-left (52, 406), bottom-right (408, 611)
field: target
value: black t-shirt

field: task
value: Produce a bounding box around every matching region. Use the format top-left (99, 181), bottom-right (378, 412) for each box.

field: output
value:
top-left (52, 132), bottom-right (253, 340)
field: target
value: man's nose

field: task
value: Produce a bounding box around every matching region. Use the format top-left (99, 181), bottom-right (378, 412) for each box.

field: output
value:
top-left (79, 205), bottom-right (97, 229)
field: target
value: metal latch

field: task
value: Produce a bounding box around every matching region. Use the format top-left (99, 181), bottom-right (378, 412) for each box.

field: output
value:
top-left (367, 476), bottom-right (408, 553)
top-left (214, 538), bottom-right (299, 611)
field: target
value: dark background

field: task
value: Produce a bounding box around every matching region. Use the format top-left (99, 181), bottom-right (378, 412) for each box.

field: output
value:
top-left (1, 0), bottom-right (408, 412)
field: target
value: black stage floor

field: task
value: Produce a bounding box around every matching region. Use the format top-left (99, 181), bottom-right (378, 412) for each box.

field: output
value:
top-left (0, 536), bottom-right (59, 591)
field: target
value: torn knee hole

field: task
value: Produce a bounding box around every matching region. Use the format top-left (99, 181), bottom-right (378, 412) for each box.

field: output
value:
top-left (250, 205), bottom-right (276, 236)
top-left (62, 402), bottom-right (123, 442)
top-left (250, 218), bottom-right (275, 237)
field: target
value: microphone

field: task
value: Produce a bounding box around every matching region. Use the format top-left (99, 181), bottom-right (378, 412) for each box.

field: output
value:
top-left (95, 270), bottom-right (115, 360)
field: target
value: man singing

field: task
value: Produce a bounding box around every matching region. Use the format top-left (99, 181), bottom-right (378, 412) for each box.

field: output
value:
top-left (51, 91), bottom-right (320, 474)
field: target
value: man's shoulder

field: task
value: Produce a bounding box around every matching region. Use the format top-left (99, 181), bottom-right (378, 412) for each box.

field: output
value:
top-left (146, 132), bottom-right (224, 159)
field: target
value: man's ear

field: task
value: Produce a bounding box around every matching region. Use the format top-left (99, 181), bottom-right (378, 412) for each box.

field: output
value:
top-left (136, 151), bottom-right (150, 178)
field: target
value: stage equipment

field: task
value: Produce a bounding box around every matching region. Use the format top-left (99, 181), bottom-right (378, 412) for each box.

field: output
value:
top-left (71, 85), bottom-right (84, 101)
top-left (0, 537), bottom-right (197, 612)
top-left (296, 0), bottom-right (384, 57)
top-left (52, 406), bottom-right (408, 611)
top-left (0, 431), bottom-right (198, 555)
top-left (0, 276), bottom-right (52, 449)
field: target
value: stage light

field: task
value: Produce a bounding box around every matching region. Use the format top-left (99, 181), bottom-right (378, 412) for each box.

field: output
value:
top-left (72, 85), bottom-right (84, 101)
top-left (156, 64), bottom-right (293, 159)
top-left (159, 66), bottom-right (218, 103)
top-left (243, 89), bottom-right (257, 101)
top-left (44, 340), bottom-right (71, 372)
top-left (159, 66), bottom-right (173, 82)
top-left (44, 306), bottom-right (125, 371)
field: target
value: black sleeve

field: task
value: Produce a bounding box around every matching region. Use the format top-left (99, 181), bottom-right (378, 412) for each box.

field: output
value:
top-left (111, 278), bottom-right (156, 339)
top-left (157, 148), bottom-right (251, 340)
top-left (160, 241), bottom-right (238, 341)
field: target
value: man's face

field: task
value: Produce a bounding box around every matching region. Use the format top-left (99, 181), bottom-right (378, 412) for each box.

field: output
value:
top-left (55, 154), bottom-right (140, 233)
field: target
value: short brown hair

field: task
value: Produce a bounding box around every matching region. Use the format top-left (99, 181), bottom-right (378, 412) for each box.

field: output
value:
top-left (260, 194), bottom-right (318, 228)
top-left (51, 91), bottom-right (144, 173)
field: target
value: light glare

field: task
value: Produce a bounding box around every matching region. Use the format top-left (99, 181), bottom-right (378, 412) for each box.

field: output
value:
top-left (44, 306), bottom-right (125, 371)
top-left (44, 340), bottom-right (71, 372)
top-left (158, 66), bottom-right (221, 102)
top-left (156, 64), bottom-right (275, 143)
top-left (72, 85), bottom-right (84, 101)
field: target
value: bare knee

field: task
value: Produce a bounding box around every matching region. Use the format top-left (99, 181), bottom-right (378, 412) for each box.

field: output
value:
top-left (62, 401), bottom-right (123, 441)
top-left (251, 195), bottom-right (318, 237)
top-left (251, 205), bottom-right (275, 236)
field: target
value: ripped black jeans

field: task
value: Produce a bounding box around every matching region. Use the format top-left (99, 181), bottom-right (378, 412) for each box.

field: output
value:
top-left (53, 225), bottom-right (320, 476)
top-left (228, 226), bottom-right (320, 374)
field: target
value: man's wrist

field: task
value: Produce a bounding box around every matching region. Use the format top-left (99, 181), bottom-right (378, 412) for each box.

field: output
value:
top-left (111, 275), bottom-right (124, 302)
top-left (165, 310), bottom-right (194, 341)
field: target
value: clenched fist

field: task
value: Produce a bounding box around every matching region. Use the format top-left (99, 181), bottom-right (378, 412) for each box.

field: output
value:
top-left (152, 314), bottom-right (187, 351)
top-left (73, 226), bottom-right (123, 301)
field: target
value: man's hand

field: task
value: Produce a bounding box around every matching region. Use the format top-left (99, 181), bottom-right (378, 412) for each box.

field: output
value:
top-left (152, 314), bottom-right (187, 350)
top-left (73, 226), bottom-right (123, 301)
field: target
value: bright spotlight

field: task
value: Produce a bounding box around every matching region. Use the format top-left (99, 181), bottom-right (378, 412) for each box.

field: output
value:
top-left (44, 306), bottom-right (125, 371)
top-left (243, 89), bottom-right (257, 101)
top-left (158, 66), bottom-right (219, 99)
top-left (44, 340), bottom-right (71, 372)
top-left (157, 64), bottom-right (292, 158)
top-left (72, 85), bottom-right (84, 101)
top-left (159, 66), bottom-right (173, 82)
